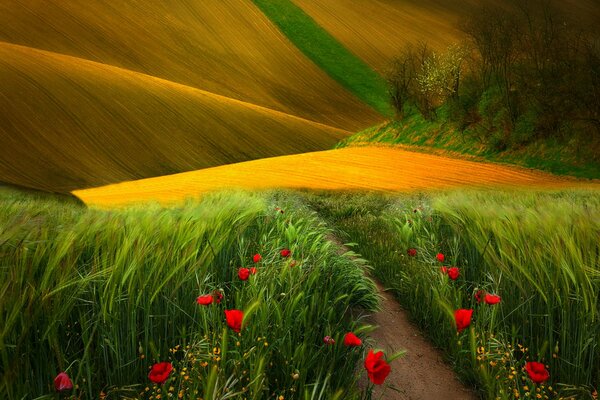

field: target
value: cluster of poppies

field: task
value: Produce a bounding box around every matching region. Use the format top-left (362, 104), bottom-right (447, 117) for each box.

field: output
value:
top-left (432, 251), bottom-right (550, 386)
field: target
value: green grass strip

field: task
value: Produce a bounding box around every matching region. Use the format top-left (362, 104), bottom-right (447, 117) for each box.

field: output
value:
top-left (253, 0), bottom-right (393, 117)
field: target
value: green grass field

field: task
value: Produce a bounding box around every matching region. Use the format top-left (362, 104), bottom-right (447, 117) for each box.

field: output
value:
top-left (0, 187), bottom-right (382, 399)
top-left (306, 190), bottom-right (600, 399)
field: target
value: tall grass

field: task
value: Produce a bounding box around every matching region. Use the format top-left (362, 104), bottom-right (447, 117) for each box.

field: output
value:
top-left (306, 190), bottom-right (600, 399)
top-left (0, 189), bottom-right (377, 399)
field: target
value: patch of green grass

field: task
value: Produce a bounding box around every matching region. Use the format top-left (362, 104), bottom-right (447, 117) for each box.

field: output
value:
top-left (305, 190), bottom-right (600, 399)
top-left (0, 188), bottom-right (378, 399)
top-left (252, 0), bottom-right (392, 117)
top-left (337, 116), bottom-right (600, 179)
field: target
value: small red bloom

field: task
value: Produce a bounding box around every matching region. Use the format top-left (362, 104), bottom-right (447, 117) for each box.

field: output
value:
top-left (407, 248), bottom-right (417, 257)
top-left (249, 267), bottom-right (257, 275)
top-left (436, 253), bottom-right (445, 263)
top-left (225, 309), bottom-right (244, 332)
top-left (252, 254), bottom-right (262, 263)
top-left (54, 372), bottom-right (73, 392)
top-left (323, 335), bottom-right (335, 345)
top-left (343, 332), bottom-right (362, 347)
top-left (280, 249), bottom-right (291, 258)
top-left (474, 290), bottom-right (484, 304)
top-left (196, 294), bottom-right (213, 305)
top-left (364, 349), bottom-right (391, 385)
top-left (148, 362), bottom-right (173, 384)
top-left (238, 267), bottom-right (250, 281)
top-left (484, 294), bottom-right (501, 305)
top-left (525, 361), bottom-right (550, 384)
top-left (440, 266), bottom-right (448, 274)
top-left (454, 309), bottom-right (473, 332)
top-left (447, 267), bottom-right (460, 281)
top-left (213, 290), bottom-right (223, 304)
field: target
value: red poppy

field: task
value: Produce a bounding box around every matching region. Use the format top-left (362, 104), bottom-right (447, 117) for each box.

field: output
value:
top-left (238, 267), bottom-right (250, 281)
top-left (225, 309), bottom-right (244, 332)
top-left (440, 266), bottom-right (448, 274)
top-left (252, 254), bottom-right (262, 263)
top-left (364, 349), bottom-right (391, 385)
top-left (525, 361), bottom-right (550, 384)
top-left (148, 362), bottom-right (173, 384)
top-left (213, 290), bottom-right (223, 304)
top-left (474, 290), bottom-right (484, 304)
top-left (249, 267), bottom-right (257, 275)
top-left (343, 332), bottom-right (362, 347)
top-left (447, 267), bottom-right (460, 280)
top-left (484, 294), bottom-right (501, 305)
top-left (407, 248), bottom-right (417, 257)
top-left (454, 309), bottom-right (473, 332)
top-left (323, 335), bottom-right (335, 345)
top-left (436, 253), bottom-right (445, 262)
top-left (196, 294), bottom-right (213, 305)
top-left (280, 249), bottom-right (291, 258)
top-left (54, 372), bottom-right (73, 391)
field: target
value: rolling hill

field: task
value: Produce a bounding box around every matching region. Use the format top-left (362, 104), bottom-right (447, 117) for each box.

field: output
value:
top-left (73, 146), bottom-right (598, 207)
top-left (0, 42), bottom-right (349, 192)
top-left (0, 0), bottom-right (383, 192)
top-left (292, 0), bottom-right (600, 72)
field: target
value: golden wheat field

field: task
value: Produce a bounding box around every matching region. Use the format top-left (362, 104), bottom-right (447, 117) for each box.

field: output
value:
top-left (73, 146), bottom-right (598, 207)
top-left (0, 42), bottom-right (351, 192)
top-left (292, 0), bottom-right (600, 72)
top-left (0, 0), bottom-right (380, 129)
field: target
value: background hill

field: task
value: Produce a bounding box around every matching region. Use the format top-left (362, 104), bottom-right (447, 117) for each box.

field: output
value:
top-left (0, 0), bottom-right (381, 192)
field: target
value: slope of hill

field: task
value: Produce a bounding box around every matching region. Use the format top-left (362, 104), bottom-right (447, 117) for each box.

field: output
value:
top-left (0, 0), bottom-right (381, 130)
top-left (73, 146), bottom-right (598, 207)
top-left (0, 42), bottom-right (349, 193)
top-left (292, 0), bottom-right (600, 72)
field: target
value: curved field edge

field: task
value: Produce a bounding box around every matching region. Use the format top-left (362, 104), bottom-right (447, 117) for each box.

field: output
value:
top-left (0, 42), bottom-right (349, 193)
top-left (252, 0), bottom-right (392, 117)
top-left (0, 188), bottom-right (378, 399)
top-left (0, 0), bottom-right (381, 131)
top-left (337, 120), bottom-right (600, 180)
top-left (72, 146), bottom-right (599, 208)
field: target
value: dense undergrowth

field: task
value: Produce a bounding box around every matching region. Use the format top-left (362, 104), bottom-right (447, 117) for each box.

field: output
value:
top-left (0, 189), bottom-right (379, 399)
top-left (305, 190), bottom-right (600, 399)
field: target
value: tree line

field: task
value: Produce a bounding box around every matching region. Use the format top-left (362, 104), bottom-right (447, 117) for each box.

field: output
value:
top-left (386, 0), bottom-right (600, 151)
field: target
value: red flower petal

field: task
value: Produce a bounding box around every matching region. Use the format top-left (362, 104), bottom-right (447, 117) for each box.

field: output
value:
top-left (447, 267), bottom-right (460, 281)
top-left (280, 249), bottom-right (291, 258)
top-left (407, 248), bottom-right (417, 257)
top-left (436, 253), bottom-right (445, 262)
top-left (196, 294), bottom-right (213, 305)
top-left (225, 309), bottom-right (244, 332)
top-left (364, 349), bottom-right (391, 385)
top-left (343, 332), bottom-right (362, 347)
top-left (148, 362), bottom-right (173, 384)
top-left (238, 267), bottom-right (250, 281)
top-left (484, 294), bottom-right (501, 305)
top-left (525, 361), bottom-right (550, 384)
top-left (252, 254), bottom-right (262, 263)
top-left (454, 309), bottom-right (473, 332)
top-left (54, 372), bottom-right (73, 392)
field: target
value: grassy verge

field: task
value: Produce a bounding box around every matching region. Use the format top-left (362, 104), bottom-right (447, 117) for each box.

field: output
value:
top-left (252, 0), bottom-right (392, 117)
top-left (336, 117), bottom-right (600, 180)
top-left (0, 188), bottom-right (379, 399)
top-left (305, 190), bottom-right (600, 399)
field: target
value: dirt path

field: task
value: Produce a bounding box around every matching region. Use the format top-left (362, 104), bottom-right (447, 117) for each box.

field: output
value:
top-left (331, 236), bottom-right (478, 400)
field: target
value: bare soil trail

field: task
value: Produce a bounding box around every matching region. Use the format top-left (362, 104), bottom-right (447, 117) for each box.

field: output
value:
top-left (330, 236), bottom-right (478, 400)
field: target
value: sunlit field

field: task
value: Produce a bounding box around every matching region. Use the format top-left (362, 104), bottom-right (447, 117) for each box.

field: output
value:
top-left (73, 146), bottom-right (597, 208)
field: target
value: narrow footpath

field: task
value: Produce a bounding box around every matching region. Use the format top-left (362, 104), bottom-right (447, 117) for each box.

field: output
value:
top-left (331, 237), bottom-right (478, 400)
